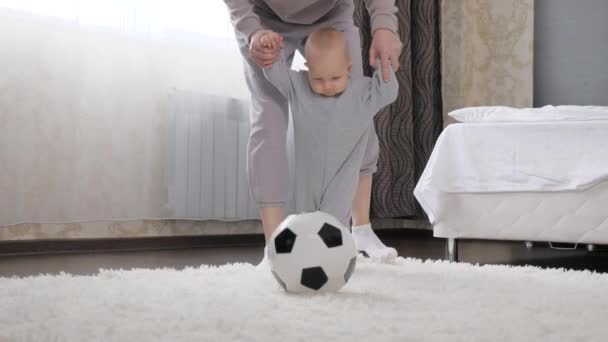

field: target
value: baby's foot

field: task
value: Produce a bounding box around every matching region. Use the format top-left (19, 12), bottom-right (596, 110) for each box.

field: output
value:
top-left (352, 224), bottom-right (398, 262)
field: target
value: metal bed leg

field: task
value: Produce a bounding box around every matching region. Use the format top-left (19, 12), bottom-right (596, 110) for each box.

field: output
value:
top-left (446, 238), bottom-right (459, 262)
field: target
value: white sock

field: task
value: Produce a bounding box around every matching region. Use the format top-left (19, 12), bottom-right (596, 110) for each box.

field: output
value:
top-left (351, 223), bottom-right (398, 261)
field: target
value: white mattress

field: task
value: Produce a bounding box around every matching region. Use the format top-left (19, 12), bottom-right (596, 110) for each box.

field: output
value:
top-left (414, 121), bottom-right (608, 244)
top-left (415, 121), bottom-right (608, 223)
top-left (432, 180), bottom-right (608, 244)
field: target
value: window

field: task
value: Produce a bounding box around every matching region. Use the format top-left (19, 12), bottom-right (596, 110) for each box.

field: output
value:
top-left (0, 0), bottom-right (235, 40)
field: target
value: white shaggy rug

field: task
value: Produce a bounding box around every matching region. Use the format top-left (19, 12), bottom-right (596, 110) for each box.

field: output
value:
top-left (2, 257), bottom-right (608, 342)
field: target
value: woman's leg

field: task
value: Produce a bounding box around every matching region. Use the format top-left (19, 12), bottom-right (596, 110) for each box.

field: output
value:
top-left (235, 35), bottom-right (298, 242)
top-left (337, 21), bottom-right (398, 261)
top-left (351, 173), bottom-right (372, 226)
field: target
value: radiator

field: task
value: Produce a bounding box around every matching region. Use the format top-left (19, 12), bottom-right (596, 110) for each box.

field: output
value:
top-left (168, 89), bottom-right (259, 220)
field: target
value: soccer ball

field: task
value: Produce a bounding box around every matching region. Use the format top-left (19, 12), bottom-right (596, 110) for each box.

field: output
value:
top-left (266, 211), bottom-right (357, 293)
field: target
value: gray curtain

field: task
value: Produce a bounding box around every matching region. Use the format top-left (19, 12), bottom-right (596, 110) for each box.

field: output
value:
top-left (354, 0), bottom-right (443, 218)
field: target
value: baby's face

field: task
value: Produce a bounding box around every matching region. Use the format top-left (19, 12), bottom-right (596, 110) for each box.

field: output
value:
top-left (305, 51), bottom-right (352, 97)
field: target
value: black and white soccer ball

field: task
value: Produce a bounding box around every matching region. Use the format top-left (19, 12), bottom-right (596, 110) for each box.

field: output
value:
top-left (266, 211), bottom-right (357, 293)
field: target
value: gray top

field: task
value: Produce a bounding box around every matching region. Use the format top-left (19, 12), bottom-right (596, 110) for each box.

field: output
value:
top-left (263, 55), bottom-right (398, 124)
top-left (263, 56), bottom-right (398, 224)
top-left (224, 0), bottom-right (398, 41)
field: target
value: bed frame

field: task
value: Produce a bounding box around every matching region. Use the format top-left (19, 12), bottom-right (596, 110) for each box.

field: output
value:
top-left (432, 181), bottom-right (608, 261)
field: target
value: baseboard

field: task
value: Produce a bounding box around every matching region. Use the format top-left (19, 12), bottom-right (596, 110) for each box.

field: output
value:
top-left (0, 234), bottom-right (265, 257)
top-left (0, 218), bottom-right (431, 243)
top-left (0, 227), bottom-right (433, 257)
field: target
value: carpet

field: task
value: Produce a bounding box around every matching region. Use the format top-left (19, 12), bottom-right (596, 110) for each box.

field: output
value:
top-left (1, 257), bottom-right (608, 341)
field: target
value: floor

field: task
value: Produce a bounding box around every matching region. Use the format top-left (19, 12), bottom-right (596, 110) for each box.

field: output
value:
top-left (1, 230), bottom-right (608, 277)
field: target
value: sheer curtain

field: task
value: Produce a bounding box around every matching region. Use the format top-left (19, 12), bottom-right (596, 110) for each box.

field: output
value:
top-left (0, 0), bottom-right (235, 40)
top-left (0, 1), bottom-right (255, 227)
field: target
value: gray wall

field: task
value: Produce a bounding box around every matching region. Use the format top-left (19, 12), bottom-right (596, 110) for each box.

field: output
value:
top-left (534, 0), bottom-right (608, 106)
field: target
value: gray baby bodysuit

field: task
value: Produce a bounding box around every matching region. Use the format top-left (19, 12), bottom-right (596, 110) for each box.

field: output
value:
top-left (263, 56), bottom-right (398, 226)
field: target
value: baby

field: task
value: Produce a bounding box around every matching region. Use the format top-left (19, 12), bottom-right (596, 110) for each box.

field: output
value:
top-left (262, 27), bottom-right (398, 260)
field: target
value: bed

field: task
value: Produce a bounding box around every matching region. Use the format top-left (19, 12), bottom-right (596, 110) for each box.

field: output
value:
top-left (414, 106), bottom-right (608, 261)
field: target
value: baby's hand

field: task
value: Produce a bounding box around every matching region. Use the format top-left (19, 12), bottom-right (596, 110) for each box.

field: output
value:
top-left (260, 31), bottom-right (284, 50)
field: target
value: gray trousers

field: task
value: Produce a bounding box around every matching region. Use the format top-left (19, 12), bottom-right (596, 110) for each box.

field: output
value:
top-left (235, 4), bottom-right (379, 209)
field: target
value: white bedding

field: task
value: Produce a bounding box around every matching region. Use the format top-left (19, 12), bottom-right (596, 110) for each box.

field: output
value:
top-left (449, 105), bottom-right (608, 123)
top-left (414, 121), bottom-right (608, 223)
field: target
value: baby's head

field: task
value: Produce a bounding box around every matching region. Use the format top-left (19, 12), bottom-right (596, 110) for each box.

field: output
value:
top-left (304, 27), bottom-right (352, 97)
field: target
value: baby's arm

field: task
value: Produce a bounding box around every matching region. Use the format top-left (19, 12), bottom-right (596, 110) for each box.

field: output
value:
top-left (363, 59), bottom-right (399, 114)
top-left (261, 32), bottom-right (293, 99)
top-left (263, 56), bottom-right (292, 99)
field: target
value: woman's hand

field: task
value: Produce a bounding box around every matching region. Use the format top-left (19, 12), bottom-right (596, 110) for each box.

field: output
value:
top-left (369, 29), bottom-right (402, 81)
